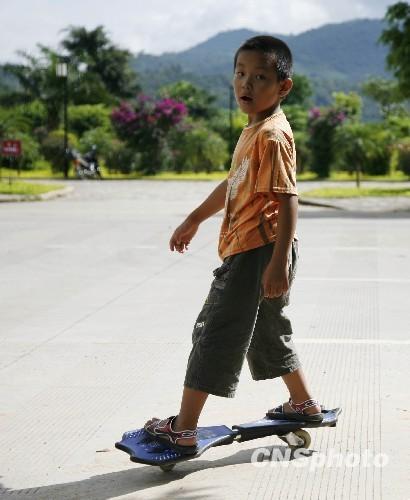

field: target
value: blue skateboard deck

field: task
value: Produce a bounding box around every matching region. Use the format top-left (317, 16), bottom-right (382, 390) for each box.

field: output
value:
top-left (115, 425), bottom-right (235, 466)
top-left (115, 408), bottom-right (341, 470)
top-left (233, 407), bottom-right (342, 442)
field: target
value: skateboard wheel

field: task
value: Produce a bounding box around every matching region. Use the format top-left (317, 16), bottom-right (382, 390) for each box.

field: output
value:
top-left (292, 429), bottom-right (311, 449)
top-left (159, 463), bottom-right (176, 472)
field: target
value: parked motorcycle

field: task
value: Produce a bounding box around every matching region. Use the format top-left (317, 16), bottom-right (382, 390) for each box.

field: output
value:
top-left (70, 146), bottom-right (103, 179)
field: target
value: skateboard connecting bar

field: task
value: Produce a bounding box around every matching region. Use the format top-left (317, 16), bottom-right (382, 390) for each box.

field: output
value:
top-left (231, 428), bottom-right (304, 447)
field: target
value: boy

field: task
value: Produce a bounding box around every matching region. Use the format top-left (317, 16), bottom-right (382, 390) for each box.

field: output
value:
top-left (145, 36), bottom-right (323, 455)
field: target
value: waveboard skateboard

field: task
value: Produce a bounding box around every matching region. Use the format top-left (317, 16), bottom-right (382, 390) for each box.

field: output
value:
top-left (115, 407), bottom-right (342, 472)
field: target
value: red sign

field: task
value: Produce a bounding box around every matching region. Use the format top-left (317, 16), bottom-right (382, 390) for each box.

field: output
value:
top-left (1, 140), bottom-right (22, 157)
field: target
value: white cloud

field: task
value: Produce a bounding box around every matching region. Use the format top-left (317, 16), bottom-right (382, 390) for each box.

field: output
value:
top-left (0, 0), bottom-right (395, 62)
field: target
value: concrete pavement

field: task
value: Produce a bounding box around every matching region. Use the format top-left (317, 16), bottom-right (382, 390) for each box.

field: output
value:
top-left (0, 180), bottom-right (409, 499)
top-left (2, 177), bottom-right (410, 214)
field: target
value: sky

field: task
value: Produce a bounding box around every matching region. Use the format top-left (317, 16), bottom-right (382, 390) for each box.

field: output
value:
top-left (0, 0), bottom-right (395, 63)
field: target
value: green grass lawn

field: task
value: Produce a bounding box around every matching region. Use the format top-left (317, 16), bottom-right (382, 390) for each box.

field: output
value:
top-left (301, 187), bottom-right (410, 198)
top-left (0, 180), bottom-right (65, 195)
top-left (317, 171), bottom-right (408, 182)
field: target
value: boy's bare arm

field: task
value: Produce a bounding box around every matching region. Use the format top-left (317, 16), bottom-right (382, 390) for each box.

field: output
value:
top-left (271, 193), bottom-right (298, 266)
top-left (262, 193), bottom-right (298, 297)
top-left (170, 179), bottom-right (228, 253)
top-left (188, 179), bottom-right (228, 224)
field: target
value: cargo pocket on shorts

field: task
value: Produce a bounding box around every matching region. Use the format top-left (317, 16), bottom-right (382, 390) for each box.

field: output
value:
top-left (192, 258), bottom-right (233, 344)
top-left (207, 258), bottom-right (232, 300)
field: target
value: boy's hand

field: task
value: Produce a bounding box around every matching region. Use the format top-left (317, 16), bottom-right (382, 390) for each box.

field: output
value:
top-left (169, 217), bottom-right (199, 253)
top-left (262, 262), bottom-right (289, 298)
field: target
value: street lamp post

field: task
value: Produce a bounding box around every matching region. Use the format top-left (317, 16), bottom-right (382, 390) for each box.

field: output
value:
top-left (56, 57), bottom-right (69, 178)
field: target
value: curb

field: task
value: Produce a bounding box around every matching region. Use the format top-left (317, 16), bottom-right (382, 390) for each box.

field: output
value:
top-left (0, 186), bottom-right (74, 203)
top-left (299, 197), bottom-right (344, 210)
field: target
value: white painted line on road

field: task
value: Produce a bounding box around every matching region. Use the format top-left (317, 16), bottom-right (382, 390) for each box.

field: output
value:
top-left (299, 277), bottom-right (410, 283)
top-left (302, 246), bottom-right (408, 251)
top-left (45, 244), bottom-right (157, 249)
top-left (133, 245), bottom-right (158, 249)
top-left (295, 338), bottom-right (410, 345)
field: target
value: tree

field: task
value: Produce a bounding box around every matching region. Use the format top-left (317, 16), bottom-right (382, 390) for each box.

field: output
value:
top-left (0, 106), bottom-right (31, 138)
top-left (333, 124), bottom-right (367, 187)
top-left (207, 108), bottom-right (247, 168)
top-left (361, 77), bottom-right (408, 118)
top-left (379, 2), bottom-right (410, 98)
top-left (169, 120), bottom-right (228, 173)
top-left (1, 26), bottom-right (140, 125)
top-left (68, 104), bottom-right (111, 136)
top-left (61, 26), bottom-right (139, 102)
top-left (159, 81), bottom-right (217, 119)
top-left (3, 47), bottom-right (65, 129)
top-left (284, 74), bottom-right (313, 107)
top-left (283, 105), bottom-right (308, 132)
top-left (334, 123), bottom-right (394, 180)
top-left (332, 91), bottom-right (362, 122)
top-left (394, 137), bottom-right (410, 177)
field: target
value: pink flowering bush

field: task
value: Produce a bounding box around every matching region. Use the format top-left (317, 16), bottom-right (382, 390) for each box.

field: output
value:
top-left (111, 94), bottom-right (188, 173)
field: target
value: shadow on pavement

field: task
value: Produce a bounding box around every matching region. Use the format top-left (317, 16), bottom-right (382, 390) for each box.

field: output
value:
top-left (0, 444), bottom-right (314, 499)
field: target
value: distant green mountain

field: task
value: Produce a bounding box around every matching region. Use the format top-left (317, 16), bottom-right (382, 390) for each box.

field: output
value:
top-left (131, 19), bottom-right (391, 118)
top-left (0, 19), bottom-right (392, 121)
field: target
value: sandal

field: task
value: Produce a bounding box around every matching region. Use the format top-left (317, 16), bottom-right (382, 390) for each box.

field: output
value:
top-left (266, 398), bottom-right (324, 423)
top-left (144, 415), bottom-right (198, 455)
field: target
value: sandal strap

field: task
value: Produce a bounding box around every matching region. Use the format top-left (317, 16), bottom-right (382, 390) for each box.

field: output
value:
top-left (147, 416), bottom-right (197, 445)
top-left (270, 403), bottom-right (284, 413)
top-left (288, 398), bottom-right (320, 415)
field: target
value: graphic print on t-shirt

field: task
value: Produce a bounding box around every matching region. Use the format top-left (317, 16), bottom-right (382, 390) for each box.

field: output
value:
top-left (228, 156), bottom-right (250, 201)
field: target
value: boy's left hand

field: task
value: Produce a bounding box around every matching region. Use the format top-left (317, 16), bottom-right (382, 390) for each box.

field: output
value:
top-left (262, 262), bottom-right (289, 298)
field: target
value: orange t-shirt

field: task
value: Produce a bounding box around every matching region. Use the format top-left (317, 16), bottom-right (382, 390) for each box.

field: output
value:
top-left (218, 109), bottom-right (298, 260)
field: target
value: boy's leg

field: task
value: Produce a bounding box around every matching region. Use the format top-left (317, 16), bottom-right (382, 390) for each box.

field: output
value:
top-left (145, 248), bottom-right (271, 446)
top-left (280, 369), bottom-right (321, 414)
top-left (246, 240), bottom-right (321, 415)
top-left (145, 387), bottom-right (208, 446)
top-left (183, 245), bottom-right (273, 398)
top-left (174, 387), bottom-right (208, 445)
top-left (170, 370), bottom-right (320, 439)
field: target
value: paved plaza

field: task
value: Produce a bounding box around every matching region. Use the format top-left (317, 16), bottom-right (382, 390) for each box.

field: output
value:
top-left (0, 180), bottom-right (409, 499)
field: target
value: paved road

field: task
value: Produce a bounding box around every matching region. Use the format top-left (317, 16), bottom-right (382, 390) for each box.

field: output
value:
top-left (3, 177), bottom-right (409, 213)
top-left (0, 180), bottom-right (409, 499)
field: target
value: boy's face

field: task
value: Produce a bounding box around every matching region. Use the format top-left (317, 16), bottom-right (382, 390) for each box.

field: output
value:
top-left (233, 50), bottom-right (292, 123)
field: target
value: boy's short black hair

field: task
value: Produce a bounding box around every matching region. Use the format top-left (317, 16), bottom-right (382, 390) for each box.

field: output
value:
top-left (234, 35), bottom-right (293, 81)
